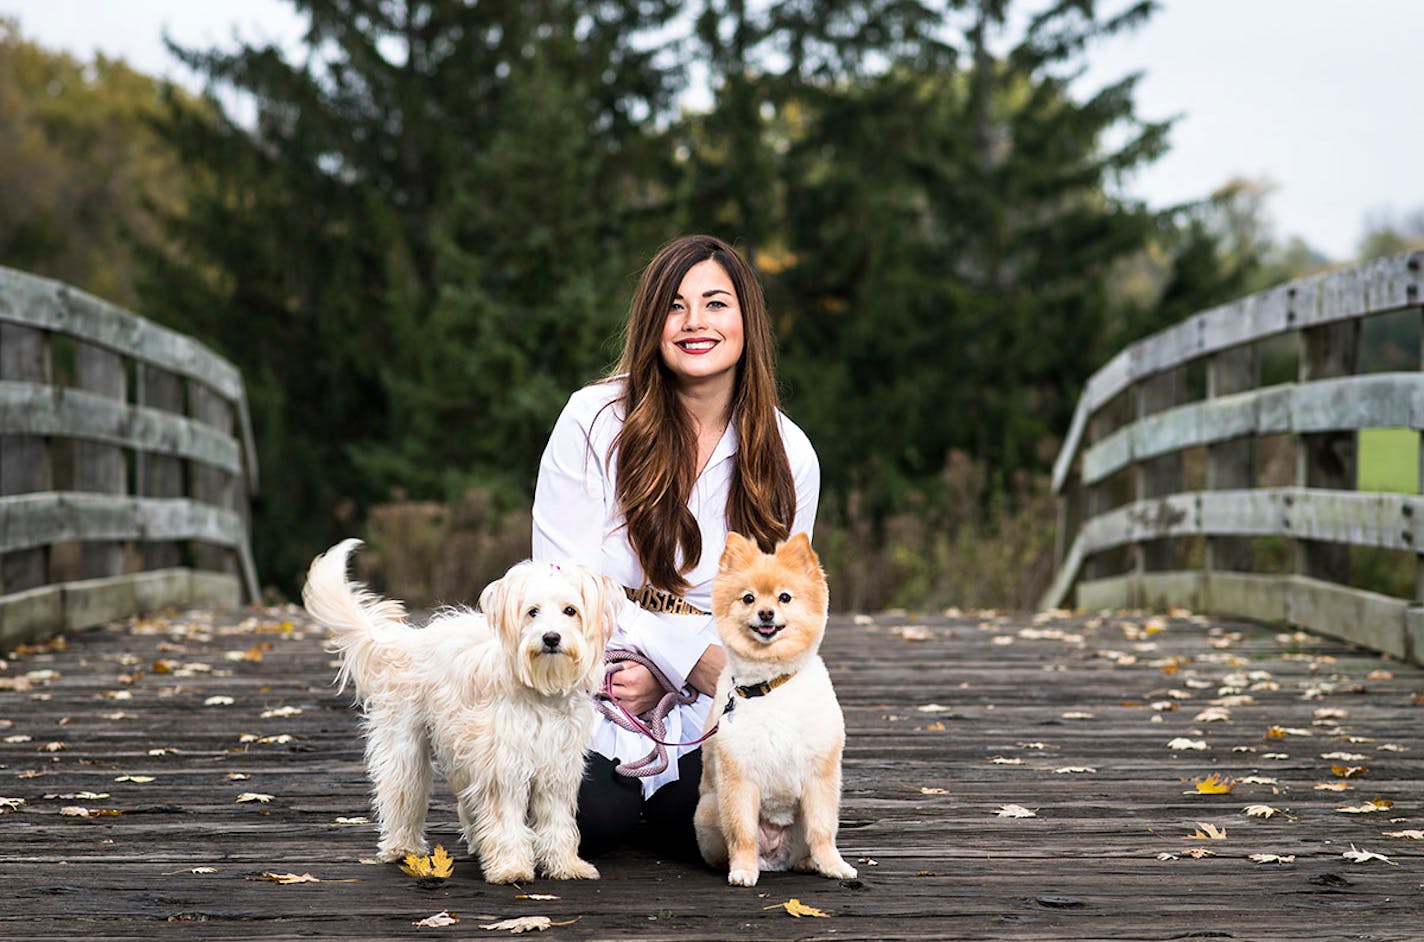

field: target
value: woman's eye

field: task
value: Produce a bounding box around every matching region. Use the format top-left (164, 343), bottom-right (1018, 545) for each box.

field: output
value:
top-left (563, 606), bottom-right (577, 617)
top-left (527, 606), bottom-right (540, 618)
top-left (741, 593), bottom-right (755, 605)
top-left (778, 592), bottom-right (792, 604)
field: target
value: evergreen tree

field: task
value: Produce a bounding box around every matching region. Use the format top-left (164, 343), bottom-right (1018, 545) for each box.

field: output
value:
top-left (141, 0), bottom-right (682, 587)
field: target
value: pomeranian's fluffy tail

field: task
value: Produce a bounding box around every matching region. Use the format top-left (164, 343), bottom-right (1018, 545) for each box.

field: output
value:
top-left (301, 539), bottom-right (409, 698)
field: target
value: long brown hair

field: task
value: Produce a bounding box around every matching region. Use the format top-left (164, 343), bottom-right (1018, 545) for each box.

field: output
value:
top-left (609, 235), bottom-right (796, 594)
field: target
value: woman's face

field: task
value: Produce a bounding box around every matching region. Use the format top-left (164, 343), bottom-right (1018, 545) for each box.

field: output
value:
top-left (659, 258), bottom-right (745, 392)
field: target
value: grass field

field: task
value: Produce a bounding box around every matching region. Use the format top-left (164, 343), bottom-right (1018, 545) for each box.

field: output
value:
top-left (1358, 427), bottom-right (1418, 493)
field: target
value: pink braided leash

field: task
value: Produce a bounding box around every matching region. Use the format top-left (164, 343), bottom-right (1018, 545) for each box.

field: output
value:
top-left (595, 650), bottom-right (717, 778)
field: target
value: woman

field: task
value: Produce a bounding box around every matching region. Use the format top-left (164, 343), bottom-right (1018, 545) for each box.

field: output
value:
top-left (531, 234), bottom-right (819, 857)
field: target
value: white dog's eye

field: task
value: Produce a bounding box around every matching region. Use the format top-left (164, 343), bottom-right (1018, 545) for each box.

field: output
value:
top-left (741, 593), bottom-right (754, 606)
top-left (527, 606), bottom-right (540, 619)
top-left (563, 605), bottom-right (577, 617)
top-left (778, 592), bottom-right (792, 604)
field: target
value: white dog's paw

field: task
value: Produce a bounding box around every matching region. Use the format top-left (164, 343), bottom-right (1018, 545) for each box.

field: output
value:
top-left (376, 841), bottom-right (428, 863)
top-left (482, 864), bottom-right (537, 885)
top-left (543, 857), bottom-right (600, 880)
top-left (727, 867), bottom-right (760, 887)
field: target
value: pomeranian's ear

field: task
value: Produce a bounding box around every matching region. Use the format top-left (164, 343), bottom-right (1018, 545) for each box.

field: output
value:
top-left (775, 532), bottom-right (821, 572)
top-left (719, 531), bottom-right (760, 571)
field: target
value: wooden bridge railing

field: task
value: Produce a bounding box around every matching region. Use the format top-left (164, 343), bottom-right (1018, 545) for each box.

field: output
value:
top-left (0, 267), bottom-right (259, 646)
top-left (1043, 250), bottom-right (1424, 664)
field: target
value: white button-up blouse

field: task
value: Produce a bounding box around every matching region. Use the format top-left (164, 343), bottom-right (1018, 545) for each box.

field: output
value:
top-left (531, 378), bottom-right (821, 796)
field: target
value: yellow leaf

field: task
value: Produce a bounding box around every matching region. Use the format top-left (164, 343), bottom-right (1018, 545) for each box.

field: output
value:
top-left (401, 844), bottom-right (455, 880)
top-left (1190, 773), bottom-right (1236, 795)
top-left (763, 898), bottom-right (830, 918)
top-left (1331, 764), bottom-right (1367, 779)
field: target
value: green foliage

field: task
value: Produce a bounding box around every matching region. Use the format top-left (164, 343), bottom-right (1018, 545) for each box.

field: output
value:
top-left (6, 1), bottom-right (1324, 604)
top-left (0, 18), bottom-right (195, 307)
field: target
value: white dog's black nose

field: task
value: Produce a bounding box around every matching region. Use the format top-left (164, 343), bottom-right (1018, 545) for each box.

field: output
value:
top-left (542, 631), bottom-right (562, 651)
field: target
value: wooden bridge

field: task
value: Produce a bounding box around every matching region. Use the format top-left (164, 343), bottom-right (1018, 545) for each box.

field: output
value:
top-left (2, 602), bottom-right (1421, 940)
top-left (4, 256), bottom-right (1424, 939)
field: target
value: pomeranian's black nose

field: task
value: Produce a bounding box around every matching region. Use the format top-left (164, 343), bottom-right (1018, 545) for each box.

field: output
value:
top-left (542, 631), bottom-right (562, 650)
top-left (757, 609), bottom-right (776, 623)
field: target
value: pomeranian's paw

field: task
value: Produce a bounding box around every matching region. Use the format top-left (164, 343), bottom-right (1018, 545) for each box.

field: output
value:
top-left (727, 867), bottom-right (760, 887)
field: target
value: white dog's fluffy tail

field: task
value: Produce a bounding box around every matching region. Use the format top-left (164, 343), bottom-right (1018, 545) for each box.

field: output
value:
top-left (302, 539), bottom-right (409, 697)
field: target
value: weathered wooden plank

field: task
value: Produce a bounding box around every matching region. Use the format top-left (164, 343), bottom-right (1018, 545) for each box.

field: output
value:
top-left (73, 340), bottom-right (128, 579)
top-left (0, 493), bottom-right (245, 553)
top-left (135, 365), bottom-right (187, 570)
top-left (0, 321), bottom-right (51, 595)
top-left (2, 606), bottom-right (1421, 941)
top-left (0, 569), bottom-right (243, 646)
top-left (0, 265), bottom-right (244, 403)
top-left (1077, 488), bottom-right (1423, 555)
top-left (0, 381), bottom-right (244, 475)
top-left (1082, 373), bottom-right (1424, 487)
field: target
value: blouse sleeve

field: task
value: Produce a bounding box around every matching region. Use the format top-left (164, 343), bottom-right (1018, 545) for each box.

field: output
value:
top-left (531, 394), bottom-right (607, 567)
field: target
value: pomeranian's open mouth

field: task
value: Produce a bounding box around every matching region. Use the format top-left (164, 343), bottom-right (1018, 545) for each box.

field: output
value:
top-left (748, 623), bottom-right (784, 640)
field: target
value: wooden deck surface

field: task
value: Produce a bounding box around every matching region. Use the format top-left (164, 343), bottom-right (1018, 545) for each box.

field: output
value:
top-left (3, 603), bottom-right (1422, 941)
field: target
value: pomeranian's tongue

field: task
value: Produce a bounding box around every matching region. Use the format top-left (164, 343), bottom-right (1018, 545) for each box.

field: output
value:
top-left (752, 623), bottom-right (781, 638)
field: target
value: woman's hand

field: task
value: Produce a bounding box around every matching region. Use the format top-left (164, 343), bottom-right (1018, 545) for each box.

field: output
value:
top-left (607, 661), bottom-right (662, 716)
top-left (685, 644), bottom-right (726, 699)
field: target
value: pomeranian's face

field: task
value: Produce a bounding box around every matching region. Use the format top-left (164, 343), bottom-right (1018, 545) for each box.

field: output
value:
top-left (711, 532), bottom-right (828, 663)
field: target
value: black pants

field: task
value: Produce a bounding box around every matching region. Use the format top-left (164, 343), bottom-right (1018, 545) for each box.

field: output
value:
top-left (577, 750), bottom-right (703, 860)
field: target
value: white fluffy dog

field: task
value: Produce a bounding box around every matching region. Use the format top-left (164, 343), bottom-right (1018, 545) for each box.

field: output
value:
top-left (302, 539), bottom-right (619, 884)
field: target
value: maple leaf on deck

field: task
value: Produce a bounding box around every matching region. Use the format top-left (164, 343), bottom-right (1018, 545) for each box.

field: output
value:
top-left (1187, 822), bottom-right (1227, 840)
top-left (763, 899), bottom-right (830, 918)
top-left (401, 844), bottom-right (455, 880)
top-left (1189, 773), bottom-right (1236, 795)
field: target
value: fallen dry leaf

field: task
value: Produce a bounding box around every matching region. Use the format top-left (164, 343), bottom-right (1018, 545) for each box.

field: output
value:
top-left (1384, 830), bottom-right (1424, 839)
top-left (162, 866), bottom-right (220, 875)
top-left (1331, 764), bottom-right (1367, 779)
top-left (1189, 774), bottom-right (1236, 795)
top-left (1342, 845), bottom-right (1394, 865)
top-left (114, 775), bottom-right (155, 783)
top-left (236, 793), bottom-right (274, 803)
top-left (1187, 822), bottom-right (1227, 840)
top-left (401, 844), bottom-right (455, 880)
top-left (918, 787), bottom-right (949, 795)
top-left (1181, 847), bottom-right (1215, 858)
top-left (1053, 766), bottom-right (1096, 774)
top-left (1248, 853), bottom-right (1295, 864)
top-left (1335, 798), bottom-right (1393, 814)
top-left (259, 872), bottom-right (321, 884)
top-left (763, 899), bottom-right (830, 918)
top-left (1242, 805), bottom-right (1278, 818)
top-left (1168, 738), bottom-right (1208, 751)
top-left (994, 804), bottom-right (1037, 818)
top-left (514, 894), bottom-right (560, 901)
top-left (413, 911), bottom-right (460, 928)
top-left (479, 916), bottom-right (580, 933)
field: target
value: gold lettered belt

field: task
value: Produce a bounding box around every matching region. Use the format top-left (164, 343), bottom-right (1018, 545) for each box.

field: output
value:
top-left (624, 585), bottom-right (708, 616)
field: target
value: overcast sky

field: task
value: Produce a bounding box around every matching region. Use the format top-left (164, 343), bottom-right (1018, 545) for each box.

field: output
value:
top-left (4, 0), bottom-right (1419, 262)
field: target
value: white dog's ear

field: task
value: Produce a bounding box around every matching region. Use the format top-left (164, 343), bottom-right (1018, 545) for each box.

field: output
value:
top-left (479, 567), bottom-right (524, 642)
top-left (578, 570), bottom-right (621, 643)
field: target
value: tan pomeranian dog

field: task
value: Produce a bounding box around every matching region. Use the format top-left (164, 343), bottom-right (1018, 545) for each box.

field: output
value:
top-left (694, 531), bottom-right (857, 887)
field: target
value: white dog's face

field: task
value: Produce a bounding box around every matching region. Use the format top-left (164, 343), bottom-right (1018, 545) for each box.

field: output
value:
top-left (479, 562), bottom-right (619, 697)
